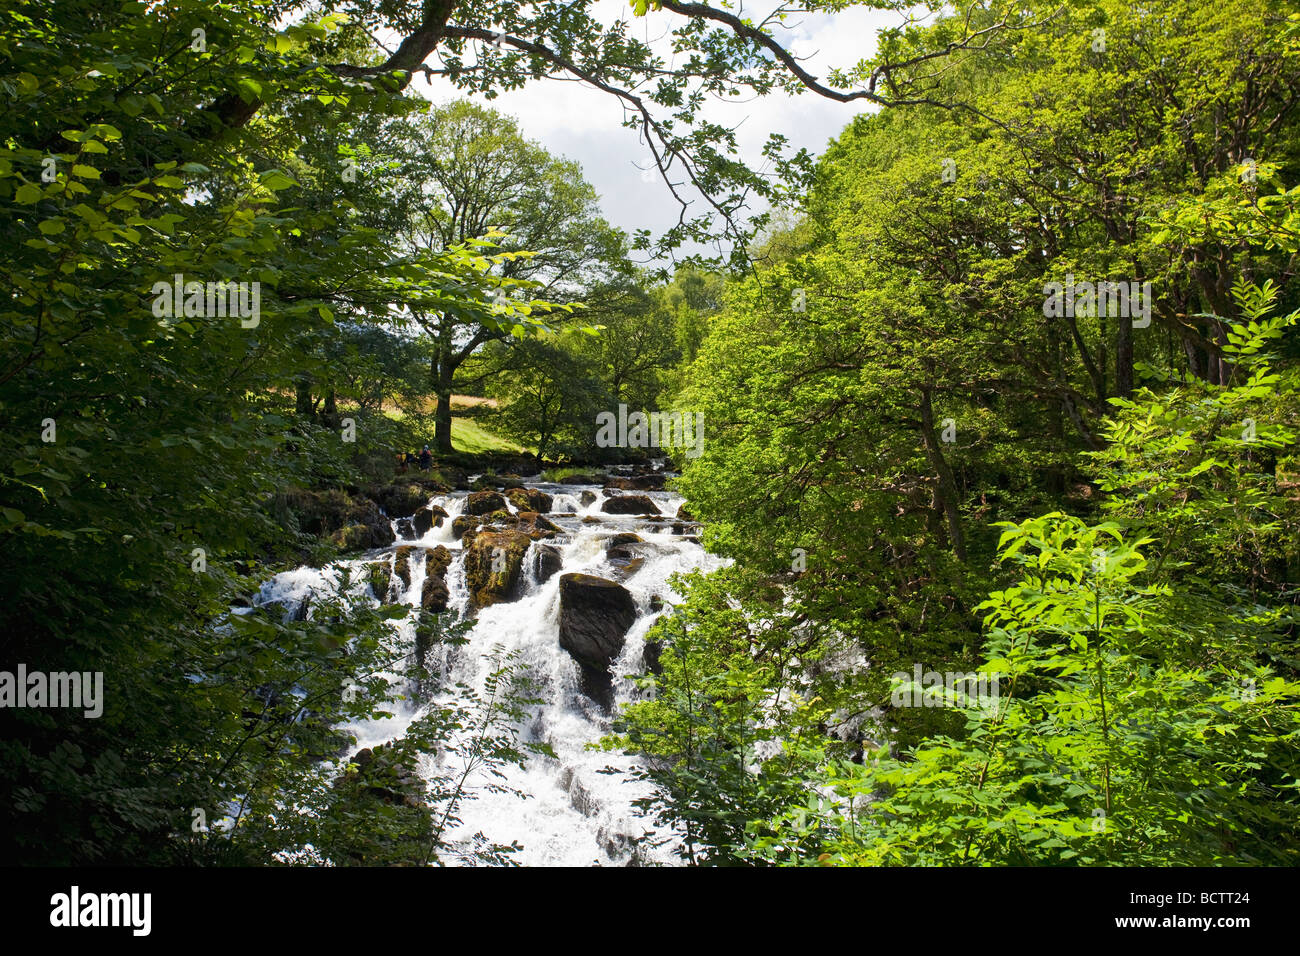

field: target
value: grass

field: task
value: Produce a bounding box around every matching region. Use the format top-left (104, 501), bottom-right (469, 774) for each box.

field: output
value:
top-left (450, 417), bottom-right (526, 455)
top-left (540, 465), bottom-right (604, 482)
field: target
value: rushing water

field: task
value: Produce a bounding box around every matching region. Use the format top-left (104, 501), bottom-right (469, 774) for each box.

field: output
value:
top-left (254, 475), bottom-right (724, 865)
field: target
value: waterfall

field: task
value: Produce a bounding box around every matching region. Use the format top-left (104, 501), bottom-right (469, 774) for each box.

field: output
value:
top-left (253, 477), bottom-right (721, 865)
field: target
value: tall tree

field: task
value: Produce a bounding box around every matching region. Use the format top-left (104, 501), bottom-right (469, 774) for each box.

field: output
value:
top-left (391, 100), bottom-right (627, 451)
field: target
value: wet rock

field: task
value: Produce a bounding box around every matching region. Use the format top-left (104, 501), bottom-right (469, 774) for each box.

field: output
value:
top-left (606, 474), bottom-right (667, 491)
top-left (675, 503), bottom-right (695, 522)
top-left (558, 573), bottom-right (637, 709)
top-left (452, 514), bottom-right (485, 540)
top-left (464, 530), bottom-right (533, 608)
top-left (513, 511), bottom-right (562, 540)
top-left (561, 473), bottom-right (606, 485)
top-left (506, 487), bottom-right (553, 513)
top-left (393, 545), bottom-right (450, 597)
top-left (421, 572), bottom-right (449, 612)
top-left (600, 494), bottom-right (660, 516)
top-left (368, 482), bottom-right (429, 517)
top-left (533, 544), bottom-right (563, 585)
top-left (606, 533), bottom-right (647, 580)
top-left (425, 545), bottom-right (452, 578)
top-left (642, 640), bottom-right (663, 676)
top-left (412, 505), bottom-right (447, 536)
top-left (395, 516), bottom-right (416, 538)
top-left (287, 489), bottom-right (396, 552)
top-left (466, 490), bottom-right (507, 516)
top-left (367, 561), bottom-right (392, 601)
top-left (394, 546), bottom-right (416, 589)
top-left (609, 555), bottom-right (644, 581)
top-left (578, 490), bottom-right (598, 507)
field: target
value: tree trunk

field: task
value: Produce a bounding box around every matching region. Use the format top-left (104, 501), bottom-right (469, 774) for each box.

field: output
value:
top-left (295, 378), bottom-right (314, 417)
top-left (918, 385), bottom-right (967, 563)
top-left (1116, 313), bottom-right (1133, 398)
top-left (432, 321), bottom-right (456, 454)
top-left (322, 388), bottom-right (338, 427)
top-left (434, 387), bottom-right (454, 453)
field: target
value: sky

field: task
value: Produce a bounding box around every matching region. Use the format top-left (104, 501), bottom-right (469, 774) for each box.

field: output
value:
top-left (410, 2), bottom-right (906, 258)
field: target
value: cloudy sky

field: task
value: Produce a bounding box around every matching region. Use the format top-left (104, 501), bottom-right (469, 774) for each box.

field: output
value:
top-left (410, 2), bottom-right (904, 257)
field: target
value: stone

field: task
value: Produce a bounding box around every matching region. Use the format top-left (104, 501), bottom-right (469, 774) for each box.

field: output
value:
top-left (513, 510), bottom-right (562, 540)
top-left (605, 474), bottom-right (667, 491)
top-left (411, 505), bottom-right (446, 536)
top-left (533, 544), bottom-right (563, 585)
top-left (465, 490), bottom-right (507, 516)
top-left (600, 494), bottom-right (660, 516)
top-left (368, 482), bottom-right (429, 517)
top-left (558, 573), bottom-right (637, 709)
top-left (505, 487), bottom-right (554, 513)
top-left (452, 514), bottom-right (484, 540)
top-left (463, 530), bottom-right (533, 608)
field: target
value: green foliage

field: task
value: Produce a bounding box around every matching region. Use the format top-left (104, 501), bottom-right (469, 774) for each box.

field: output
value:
top-left (601, 568), bottom-right (837, 865)
top-left (0, 0), bottom-right (548, 864)
top-left (751, 514), bottom-right (1300, 866)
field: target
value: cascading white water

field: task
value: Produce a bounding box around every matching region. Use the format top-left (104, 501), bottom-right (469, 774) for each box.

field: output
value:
top-left (255, 478), bottom-right (723, 865)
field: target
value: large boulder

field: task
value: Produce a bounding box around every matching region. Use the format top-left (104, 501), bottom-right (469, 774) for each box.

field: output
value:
top-left (505, 487), bottom-right (554, 513)
top-left (606, 474), bottom-right (667, 491)
top-left (465, 490), bottom-right (507, 516)
top-left (560, 473), bottom-right (606, 485)
top-left (532, 544), bottom-right (563, 585)
top-left (463, 530), bottom-right (533, 608)
top-left (512, 511), bottom-right (562, 540)
top-left (366, 561), bottom-right (392, 602)
top-left (600, 494), bottom-right (661, 516)
top-left (368, 482), bottom-right (429, 517)
top-left (558, 573), bottom-right (637, 708)
top-left (330, 505), bottom-right (395, 552)
top-left (411, 504), bottom-right (447, 536)
top-left (452, 514), bottom-right (484, 540)
top-left (287, 489), bottom-right (395, 551)
top-left (424, 545), bottom-right (452, 610)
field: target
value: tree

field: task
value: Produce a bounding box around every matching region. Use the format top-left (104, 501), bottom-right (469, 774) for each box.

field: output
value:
top-left (156, 0), bottom-right (1056, 265)
top-left (484, 333), bottom-right (610, 461)
top-left (390, 100), bottom-right (627, 452)
top-left (0, 0), bottom-right (542, 863)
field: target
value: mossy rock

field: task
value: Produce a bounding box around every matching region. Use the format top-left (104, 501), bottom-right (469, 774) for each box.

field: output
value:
top-left (463, 530), bottom-right (533, 608)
